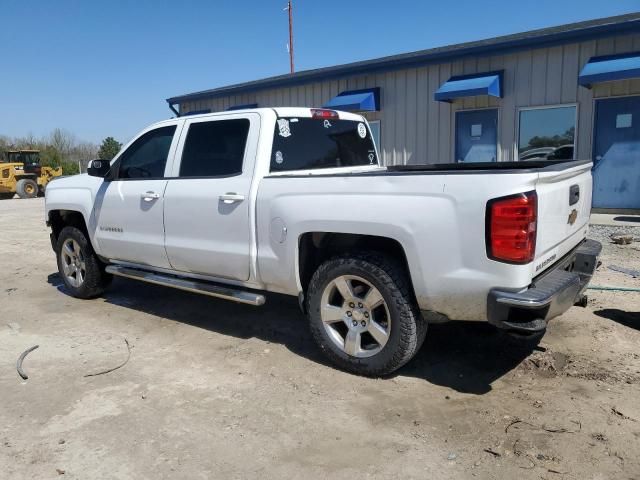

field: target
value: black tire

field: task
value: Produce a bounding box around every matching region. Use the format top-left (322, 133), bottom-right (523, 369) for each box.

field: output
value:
top-left (56, 226), bottom-right (112, 299)
top-left (0, 193), bottom-right (14, 200)
top-left (307, 252), bottom-right (427, 376)
top-left (16, 178), bottom-right (38, 199)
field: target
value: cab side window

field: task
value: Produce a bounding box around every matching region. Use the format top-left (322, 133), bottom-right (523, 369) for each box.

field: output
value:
top-left (179, 119), bottom-right (250, 177)
top-left (117, 126), bottom-right (176, 179)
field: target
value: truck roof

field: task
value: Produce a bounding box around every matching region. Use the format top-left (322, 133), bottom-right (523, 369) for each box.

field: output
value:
top-left (177, 107), bottom-right (364, 122)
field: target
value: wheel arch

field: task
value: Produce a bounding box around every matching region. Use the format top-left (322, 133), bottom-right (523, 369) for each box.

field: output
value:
top-left (48, 209), bottom-right (92, 248)
top-left (297, 232), bottom-right (415, 298)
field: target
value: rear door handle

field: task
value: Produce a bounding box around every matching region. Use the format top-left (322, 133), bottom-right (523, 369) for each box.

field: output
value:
top-left (219, 193), bottom-right (245, 204)
top-left (141, 191), bottom-right (160, 201)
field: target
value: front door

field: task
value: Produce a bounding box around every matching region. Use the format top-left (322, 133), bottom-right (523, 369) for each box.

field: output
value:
top-left (455, 109), bottom-right (498, 163)
top-left (593, 96), bottom-right (640, 209)
top-left (163, 114), bottom-right (258, 281)
top-left (94, 124), bottom-right (180, 268)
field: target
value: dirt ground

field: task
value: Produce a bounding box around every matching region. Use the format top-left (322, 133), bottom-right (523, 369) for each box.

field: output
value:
top-left (1, 198), bottom-right (639, 480)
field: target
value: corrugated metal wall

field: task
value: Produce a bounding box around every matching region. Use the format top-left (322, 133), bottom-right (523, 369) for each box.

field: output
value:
top-left (178, 32), bottom-right (640, 165)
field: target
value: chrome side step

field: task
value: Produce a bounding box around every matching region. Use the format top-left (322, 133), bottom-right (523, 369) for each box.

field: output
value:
top-left (105, 265), bottom-right (266, 306)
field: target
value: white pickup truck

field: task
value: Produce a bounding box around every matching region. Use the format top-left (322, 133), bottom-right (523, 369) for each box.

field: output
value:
top-left (45, 107), bottom-right (601, 376)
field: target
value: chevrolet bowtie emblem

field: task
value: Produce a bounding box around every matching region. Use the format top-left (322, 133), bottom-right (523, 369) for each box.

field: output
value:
top-left (567, 209), bottom-right (578, 225)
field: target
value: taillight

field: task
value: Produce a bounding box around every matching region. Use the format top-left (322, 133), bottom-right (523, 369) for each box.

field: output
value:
top-left (311, 109), bottom-right (339, 119)
top-left (486, 191), bottom-right (537, 264)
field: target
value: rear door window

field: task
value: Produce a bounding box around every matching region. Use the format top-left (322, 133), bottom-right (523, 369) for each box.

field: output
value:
top-left (179, 119), bottom-right (250, 177)
top-left (270, 117), bottom-right (378, 172)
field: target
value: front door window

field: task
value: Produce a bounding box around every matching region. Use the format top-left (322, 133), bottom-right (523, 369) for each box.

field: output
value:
top-left (115, 126), bottom-right (176, 179)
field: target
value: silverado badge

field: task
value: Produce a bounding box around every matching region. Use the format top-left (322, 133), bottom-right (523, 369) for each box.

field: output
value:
top-left (567, 209), bottom-right (578, 225)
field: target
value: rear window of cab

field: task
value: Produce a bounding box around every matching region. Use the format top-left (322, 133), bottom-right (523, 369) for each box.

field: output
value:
top-left (270, 117), bottom-right (378, 172)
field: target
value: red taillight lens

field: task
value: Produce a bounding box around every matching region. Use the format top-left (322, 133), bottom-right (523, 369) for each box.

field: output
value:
top-left (311, 109), bottom-right (339, 119)
top-left (486, 191), bottom-right (537, 264)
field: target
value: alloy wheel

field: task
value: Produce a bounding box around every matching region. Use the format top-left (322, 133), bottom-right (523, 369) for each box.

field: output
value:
top-left (61, 238), bottom-right (86, 287)
top-left (320, 275), bottom-right (391, 358)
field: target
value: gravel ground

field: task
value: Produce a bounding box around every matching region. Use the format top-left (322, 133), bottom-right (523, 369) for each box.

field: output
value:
top-left (587, 224), bottom-right (640, 290)
top-left (0, 198), bottom-right (639, 480)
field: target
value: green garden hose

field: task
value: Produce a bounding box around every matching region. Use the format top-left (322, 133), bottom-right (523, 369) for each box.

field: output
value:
top-left (587, 285), bottom-right (640, 292)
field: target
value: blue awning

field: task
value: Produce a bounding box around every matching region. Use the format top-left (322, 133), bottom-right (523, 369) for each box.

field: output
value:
top-left (579, 52), bottom-right (640, 88)
top-left (323, 88), bottom-right (380, 112)
top-left (226, 103), bottom-right (258, 111)
top-left (434, 71), bottom-right (503, 102)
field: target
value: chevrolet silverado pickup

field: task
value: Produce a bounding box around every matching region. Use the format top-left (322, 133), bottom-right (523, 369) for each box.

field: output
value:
top-left (45, 107), bottom-right (601, 376)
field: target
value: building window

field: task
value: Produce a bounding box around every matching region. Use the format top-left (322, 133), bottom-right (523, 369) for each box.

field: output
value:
top-left (518, 106), bottom-right (577, 161)
top-left (368, 120), bottom-right (381, 151)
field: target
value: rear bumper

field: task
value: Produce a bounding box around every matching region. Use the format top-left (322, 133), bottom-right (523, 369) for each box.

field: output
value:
top-left (487, 239), bottom-right (602, 334)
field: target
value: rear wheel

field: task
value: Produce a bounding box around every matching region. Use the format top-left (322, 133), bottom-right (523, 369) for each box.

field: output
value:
top-left (307, 252), bottom-right (427, 376)
top-left (56, 226), bottom-right (112, 299)
top-left (16, 179), bottom-right (38, 199)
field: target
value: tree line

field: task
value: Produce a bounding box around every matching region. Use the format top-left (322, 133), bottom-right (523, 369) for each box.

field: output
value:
top-left (0, 129), bottom-right (122, 175)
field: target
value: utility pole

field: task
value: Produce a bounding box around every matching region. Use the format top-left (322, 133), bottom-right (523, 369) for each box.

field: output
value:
top-left (287, 1), bottom-right (294, 73)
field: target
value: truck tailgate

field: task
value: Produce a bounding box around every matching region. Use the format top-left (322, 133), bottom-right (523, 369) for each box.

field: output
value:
top-left (534, 161), bottom-right (593, 274)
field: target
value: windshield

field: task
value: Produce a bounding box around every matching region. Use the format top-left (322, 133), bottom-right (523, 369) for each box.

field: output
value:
top-left (270, 117), bottom-right (378, 172)
top-left (5, 152), bottom-right (40, 165)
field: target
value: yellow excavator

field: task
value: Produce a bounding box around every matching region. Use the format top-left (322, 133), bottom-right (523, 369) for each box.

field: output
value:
top-left (0, 149), bottom-right (63, 199)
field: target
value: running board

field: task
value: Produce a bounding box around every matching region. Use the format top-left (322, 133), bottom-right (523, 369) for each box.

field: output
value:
top-left (105, 265), bottom-right (266, 306)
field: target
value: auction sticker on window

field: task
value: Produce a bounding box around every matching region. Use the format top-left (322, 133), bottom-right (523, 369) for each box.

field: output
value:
top-left (357, 123), bottom-right (367, 138)
top-left (277, 119), bottom-right (291, 137)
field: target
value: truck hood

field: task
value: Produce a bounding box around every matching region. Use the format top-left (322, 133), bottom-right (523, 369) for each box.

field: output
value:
top-left (46, 173), bottom-right (104, 191)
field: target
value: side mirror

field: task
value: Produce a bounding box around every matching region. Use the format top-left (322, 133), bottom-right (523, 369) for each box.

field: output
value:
top-left (87, 159), bottom-right (111, 178)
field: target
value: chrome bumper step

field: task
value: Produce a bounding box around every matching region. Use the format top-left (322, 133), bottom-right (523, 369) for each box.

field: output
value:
top-left (105, 265), bottom-right (266, 306)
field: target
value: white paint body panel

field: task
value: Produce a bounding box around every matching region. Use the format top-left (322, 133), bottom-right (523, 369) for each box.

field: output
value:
top-left (163, 113), bottom-right (261, 281)
top-left (45, 108), bottom-right (593, 322)
top-left (94, 179), bottom-right (170, 268)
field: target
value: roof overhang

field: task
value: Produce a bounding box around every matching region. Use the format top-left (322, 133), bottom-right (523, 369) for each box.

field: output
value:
top-left (434, 71), bottom-right (503, 102)
top-left (579, 51), bottom-right (640, 88)
top-left (166, 13), bottom-right (640, 105)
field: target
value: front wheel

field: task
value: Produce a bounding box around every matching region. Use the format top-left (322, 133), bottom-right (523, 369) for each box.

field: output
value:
top-left (56, 226), bottom-right (112, 299)
top-left (307, 253), bottom-right (427, 376)
top-left (16, 179), bottom-right (38, 199)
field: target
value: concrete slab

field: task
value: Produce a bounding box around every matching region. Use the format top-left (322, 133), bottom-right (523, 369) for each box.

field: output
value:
top-left (590, 213), bottom-right (640, 226)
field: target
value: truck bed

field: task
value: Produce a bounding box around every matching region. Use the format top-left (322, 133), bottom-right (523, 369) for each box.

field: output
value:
top-left (385, 159), bottom-right (591, 173)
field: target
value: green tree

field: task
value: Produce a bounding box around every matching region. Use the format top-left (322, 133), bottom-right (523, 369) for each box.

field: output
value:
top-left (98, 137), bottom-right (122, 161)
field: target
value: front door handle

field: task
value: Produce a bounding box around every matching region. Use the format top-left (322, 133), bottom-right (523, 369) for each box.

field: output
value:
top-left (141, 191), bottom-right (160, 202)
top-left (219, 193), bottom-right (245, 204)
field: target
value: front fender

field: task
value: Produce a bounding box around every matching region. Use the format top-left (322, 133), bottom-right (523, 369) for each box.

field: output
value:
top-left (45, 186), bottom-right (102, 255)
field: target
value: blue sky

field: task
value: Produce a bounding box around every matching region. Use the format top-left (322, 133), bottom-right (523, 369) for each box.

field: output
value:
top-left (1, 0), bottom-right (638, 144)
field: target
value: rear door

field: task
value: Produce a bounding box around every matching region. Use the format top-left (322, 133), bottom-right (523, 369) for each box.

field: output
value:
top-left (163, 114), bottom-right (259, 281)
top-left (534, 161), bottom-right (593, 270)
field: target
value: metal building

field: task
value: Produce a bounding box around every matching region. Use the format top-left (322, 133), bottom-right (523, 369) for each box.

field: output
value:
top-left (167, 13), bottom-right (640, 211)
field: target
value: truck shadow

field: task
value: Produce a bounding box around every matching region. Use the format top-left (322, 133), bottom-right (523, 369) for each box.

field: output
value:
top-left (594, 308), bottom-right (640, 331)
top-left (398, 322), bottom-right (538, 394)
top-left (49, 274), bottom-right (537, 395)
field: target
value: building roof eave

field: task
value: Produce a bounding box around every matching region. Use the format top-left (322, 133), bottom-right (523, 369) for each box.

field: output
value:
top-left (167, 13), bottom-right (640, 105)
